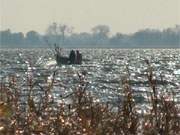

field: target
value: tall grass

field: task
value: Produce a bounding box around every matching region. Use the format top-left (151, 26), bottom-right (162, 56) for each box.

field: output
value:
top-left (0, 61), bottom-right (179, 134)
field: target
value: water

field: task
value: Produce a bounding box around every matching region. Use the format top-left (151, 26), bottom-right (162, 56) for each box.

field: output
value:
top-left (0, 48), bottom-right (180, 111)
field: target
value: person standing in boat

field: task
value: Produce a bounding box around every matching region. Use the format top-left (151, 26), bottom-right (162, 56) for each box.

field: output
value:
top-left (76, 50), bottom-right (82, 64)
top-left (69, 50), bottom-right (76, 64)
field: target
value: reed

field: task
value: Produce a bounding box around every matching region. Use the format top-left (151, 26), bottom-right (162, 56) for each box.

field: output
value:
top-left (0, 61), bottom-right (179, 134)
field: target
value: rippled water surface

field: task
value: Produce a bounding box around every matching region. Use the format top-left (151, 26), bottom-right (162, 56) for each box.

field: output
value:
top-left (0, 48), bottom-right (180, 110)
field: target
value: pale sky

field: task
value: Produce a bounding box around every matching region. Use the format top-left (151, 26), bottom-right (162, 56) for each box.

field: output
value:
top-left (0, 0), bottom-right (180, 34)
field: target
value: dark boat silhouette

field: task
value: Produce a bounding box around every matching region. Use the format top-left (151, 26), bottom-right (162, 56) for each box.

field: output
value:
top-left (55, 53), bottom-right (91, 65)
top-left (54, 46), bottom-right (82, 65)
top-left (55, 54), bottom-right (70, 65)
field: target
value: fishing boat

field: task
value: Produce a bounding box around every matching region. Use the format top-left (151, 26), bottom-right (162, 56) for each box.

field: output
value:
top-left (54, 45), bottom-right (82, 65)
top-left (55, 54), bottom-right (69, 65)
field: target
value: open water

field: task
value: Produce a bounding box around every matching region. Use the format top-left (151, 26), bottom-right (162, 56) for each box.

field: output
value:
top-left (0, 48), bottom-right (180, 113)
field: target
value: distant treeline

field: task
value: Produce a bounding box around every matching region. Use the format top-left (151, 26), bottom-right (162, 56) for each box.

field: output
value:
top-left (0, 24), bottom-right (180, 48)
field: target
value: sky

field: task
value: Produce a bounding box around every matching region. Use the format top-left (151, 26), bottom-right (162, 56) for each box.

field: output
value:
top-left (0, 0), bottom-right (180, 34)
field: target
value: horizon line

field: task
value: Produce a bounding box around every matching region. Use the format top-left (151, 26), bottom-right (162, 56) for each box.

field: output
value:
top-left (1, 24), bottom-right (180, 35)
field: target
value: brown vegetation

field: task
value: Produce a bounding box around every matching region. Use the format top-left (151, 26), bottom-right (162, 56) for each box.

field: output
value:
top-left (0, 62), bottom-right (179, 135)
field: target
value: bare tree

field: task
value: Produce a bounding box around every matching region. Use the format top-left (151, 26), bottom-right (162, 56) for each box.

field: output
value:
top-left (46, 22), bottom-right (73, 46)
top-left (91, 25), bottom-right (110, 37)
top-left (91, 25), bottom-right (110, 45)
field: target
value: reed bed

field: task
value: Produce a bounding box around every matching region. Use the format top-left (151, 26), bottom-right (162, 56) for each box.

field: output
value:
top-left (0, 61), bottom-right (179, 135)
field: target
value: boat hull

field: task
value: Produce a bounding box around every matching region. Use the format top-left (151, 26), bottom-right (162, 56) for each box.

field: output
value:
top-left (55, 54), bottom-right (82, 65)
top-left (56, 55), bottom-right (69, 65)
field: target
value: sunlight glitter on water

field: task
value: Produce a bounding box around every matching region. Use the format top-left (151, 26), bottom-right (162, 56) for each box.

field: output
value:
top-left (0, 48), bottom-right (180, 111)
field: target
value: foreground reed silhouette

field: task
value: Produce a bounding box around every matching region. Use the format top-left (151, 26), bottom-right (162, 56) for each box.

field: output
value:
top-left (0, 61), bottom-right (179, 135)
